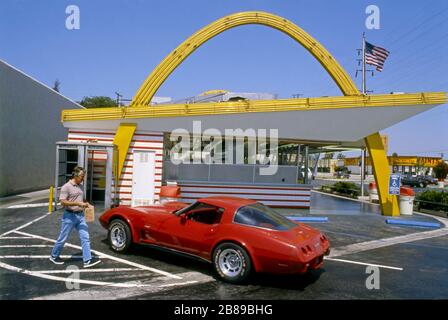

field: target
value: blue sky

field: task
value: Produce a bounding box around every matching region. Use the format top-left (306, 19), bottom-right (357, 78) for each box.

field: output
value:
top-left (1, 0), bottom-right (447, 157)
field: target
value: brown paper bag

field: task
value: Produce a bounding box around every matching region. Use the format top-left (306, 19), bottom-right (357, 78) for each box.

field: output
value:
top-left (85, 205), bottom-right (95, 223)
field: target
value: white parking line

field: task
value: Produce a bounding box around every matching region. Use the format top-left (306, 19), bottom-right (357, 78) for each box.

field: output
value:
top-left (13, 230), bottom-right (182, 279)
top-left (31, 271), bottom-right (214, 300)
top-left (7, 203), bottom-right (55, 209)
top-left (0, 236), bottom-right (35, 240)
top-left (0, 255), bottom-right (109, 259)
top-left (329, 227), bottom-right (448, 258)
top-left (36, 268), bottom-right (141, 274)
top-left (325, 257), bottom-right (403, 271)
top-left (0, 245), bottom-right (54, 248)
top-left (0, 213), bottom-right (49, 238)
top-left (0, 260), bottom-right (157, 288)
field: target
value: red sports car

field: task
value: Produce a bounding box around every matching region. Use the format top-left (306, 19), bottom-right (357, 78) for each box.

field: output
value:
top-left (99, 196), bottom-right (330, 283)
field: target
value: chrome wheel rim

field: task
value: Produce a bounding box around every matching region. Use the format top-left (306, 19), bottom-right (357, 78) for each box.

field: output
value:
top-left (110, 224), bottom-right (126, 248)
top-left (218, 249), bottom-right (243, 277)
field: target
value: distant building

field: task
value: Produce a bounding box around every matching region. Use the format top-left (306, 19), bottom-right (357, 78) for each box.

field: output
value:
top-left (151, 96), bottom-right (172, 105)
top-left (342, 156), bottom-right (443, 175)
top-left (173, 89), bottom-right (277, 104)
top-left (0, 59), bottom-right (83, 196)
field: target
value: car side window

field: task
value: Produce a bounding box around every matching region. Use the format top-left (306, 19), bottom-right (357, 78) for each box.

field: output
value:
top-left (186, 203), bottom-right (224, 225)
top-left (234, 203), bottom-right (296, 231)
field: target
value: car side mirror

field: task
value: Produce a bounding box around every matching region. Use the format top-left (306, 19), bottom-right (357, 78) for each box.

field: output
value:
top-left (180, 212), bottom-right (188, 224)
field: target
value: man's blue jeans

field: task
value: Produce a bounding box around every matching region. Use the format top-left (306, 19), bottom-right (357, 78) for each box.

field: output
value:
top-left (51, 210), bottom-right (92, 262)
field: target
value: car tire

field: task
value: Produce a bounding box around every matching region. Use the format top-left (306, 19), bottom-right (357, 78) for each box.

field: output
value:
top-left (108, 219), bottom-right (132, 253)
top-left (213, 243), bottom-right (252, 284)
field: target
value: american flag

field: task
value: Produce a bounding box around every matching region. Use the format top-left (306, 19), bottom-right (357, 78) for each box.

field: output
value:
top-left (365, 41), bottom-right (390, 72)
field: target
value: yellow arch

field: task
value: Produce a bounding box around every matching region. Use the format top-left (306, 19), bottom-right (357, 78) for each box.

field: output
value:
top-left (131, 11), bottom-right (360, 106)
top-left (126, 11), bottom-right (399, 215)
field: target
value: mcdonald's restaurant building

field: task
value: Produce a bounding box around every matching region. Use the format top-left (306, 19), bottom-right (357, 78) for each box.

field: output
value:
top-left (53, 11), bottom-right (447, 217)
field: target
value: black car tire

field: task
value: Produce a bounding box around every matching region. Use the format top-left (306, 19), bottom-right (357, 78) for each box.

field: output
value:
top-left (213, 243), bottom-right (252, 284)
top-left (108, 219), bottom-right (132, 253)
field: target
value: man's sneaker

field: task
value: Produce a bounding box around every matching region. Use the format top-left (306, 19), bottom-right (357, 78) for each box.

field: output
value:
top-left (83, 258), bottom-right (101, 268)
top-left (49, 256), bottom-right (65, 265)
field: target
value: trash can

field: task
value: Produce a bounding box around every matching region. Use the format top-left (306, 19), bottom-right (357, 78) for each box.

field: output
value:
top-left (369, 182), bottom-right (379, 203)
top-left (399, 187), bottom-right (415, 215)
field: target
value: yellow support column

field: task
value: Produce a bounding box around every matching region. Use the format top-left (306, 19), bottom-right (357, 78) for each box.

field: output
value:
top-left (365, 132), bottom-right (400, 216)
top-left (113, 123), bottom-right (137, 181)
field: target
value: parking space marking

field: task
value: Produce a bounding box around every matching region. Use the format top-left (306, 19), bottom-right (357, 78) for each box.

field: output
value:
top-left (13, 230), bottom-right (183, 279)
top-left (7, 203), bottom-right (55, 209)
top-left (0, 255), bottom-right (109, 259)
top-left (31, 271), bottom-right (215, 300)
top-left (0, 260), bottom-right (157, 288)
top-left (0, 209), bottom-right (217, 297)
top-left (35, 268), bottom-right (141, 274)
top-left (0, 245), bottom-right (54, 248)
top-left (0, 213), bottom-right (49, 238)
top-left (329, 227), bottom-right (448, 258)
top-left (325, 257), bottom-right (403, 271)
top-left (0, 236), bottom-right (35, 240)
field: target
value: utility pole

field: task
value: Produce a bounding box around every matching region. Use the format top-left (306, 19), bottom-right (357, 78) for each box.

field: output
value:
top-left (115, 92), bottom-right (123, 107)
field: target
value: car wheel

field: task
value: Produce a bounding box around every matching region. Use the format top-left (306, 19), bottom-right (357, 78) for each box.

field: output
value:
top-left (108, 219), bottom-right (132, 253)
top-left (213, 243), bottom-right (252, 284)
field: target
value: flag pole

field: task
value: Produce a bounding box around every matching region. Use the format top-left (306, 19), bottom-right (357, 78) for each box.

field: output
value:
top-left (362, 32), bottom-right (366, 95)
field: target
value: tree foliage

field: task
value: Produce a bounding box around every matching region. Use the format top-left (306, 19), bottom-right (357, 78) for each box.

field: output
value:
top-left (433, 161), bottom-right (448, 181)
top-left (80, 96), bottom-right (117, 108)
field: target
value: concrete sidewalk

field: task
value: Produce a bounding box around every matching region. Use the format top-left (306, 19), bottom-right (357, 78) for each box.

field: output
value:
top-left (0, 189), bottom-right (50, 209)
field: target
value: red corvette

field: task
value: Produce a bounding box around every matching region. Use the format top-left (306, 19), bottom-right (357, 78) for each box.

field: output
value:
top-left (99, 196), bottom-right (330, 283)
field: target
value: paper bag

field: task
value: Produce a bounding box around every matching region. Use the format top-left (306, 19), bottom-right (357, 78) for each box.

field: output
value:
top-left (85, 205), bottom-right (95, 223)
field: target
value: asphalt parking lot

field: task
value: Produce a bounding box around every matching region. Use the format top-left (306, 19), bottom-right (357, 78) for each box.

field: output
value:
top-left (1, 191), bottom-right (447, 300)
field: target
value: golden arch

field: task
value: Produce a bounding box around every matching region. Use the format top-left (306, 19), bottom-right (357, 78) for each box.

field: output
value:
top-left (128, 11), bottom-right (399, 215)
top-left (131, 11), bottom-right (361, 106)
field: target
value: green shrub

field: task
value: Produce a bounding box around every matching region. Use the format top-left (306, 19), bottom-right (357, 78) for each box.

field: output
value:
top-left (322, 181), bottom-right (361, 198)
top-left (416, 190), bottom-right (448, 212)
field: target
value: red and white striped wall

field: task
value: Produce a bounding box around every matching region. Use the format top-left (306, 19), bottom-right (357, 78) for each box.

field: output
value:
top-left (67, 129), bottom-right (164, 206)
top-left (177, 183), bottom-right (311, 208)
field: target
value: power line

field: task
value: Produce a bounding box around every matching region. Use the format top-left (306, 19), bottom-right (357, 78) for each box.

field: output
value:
top-left (380, 0), bottom-right (439, 44)
top-left (382, 5), bottom-right (448, 48)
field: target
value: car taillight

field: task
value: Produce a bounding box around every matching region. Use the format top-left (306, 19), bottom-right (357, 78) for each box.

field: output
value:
top-left (301, 246), bottom-right (313, 255)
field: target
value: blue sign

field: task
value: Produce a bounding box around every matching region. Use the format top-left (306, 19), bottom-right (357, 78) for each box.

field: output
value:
top-left (389, 174), bottom-right (401, 195)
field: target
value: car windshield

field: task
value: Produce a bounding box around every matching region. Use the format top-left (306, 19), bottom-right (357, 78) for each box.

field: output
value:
top-left (233, 203), bottom-right (297, 231)
top-left (174, 202), bottom-right (197, 216)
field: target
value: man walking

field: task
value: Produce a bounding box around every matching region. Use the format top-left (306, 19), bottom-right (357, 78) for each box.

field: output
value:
top-left (50, 166), bottom-right (101, 268)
